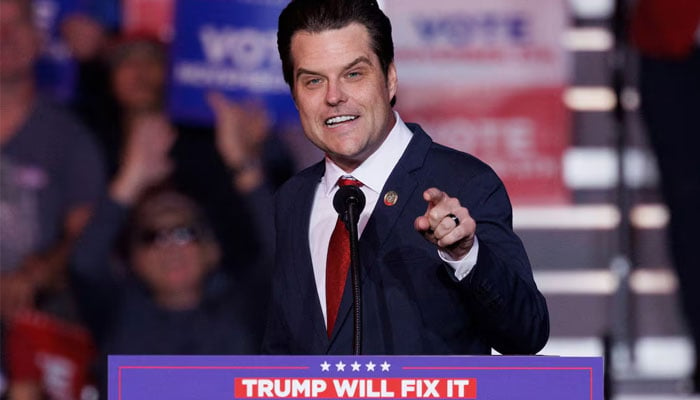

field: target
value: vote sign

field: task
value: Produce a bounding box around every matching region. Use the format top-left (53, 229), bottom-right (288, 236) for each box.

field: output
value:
top-left (168, 0), bottom-right (297, 127)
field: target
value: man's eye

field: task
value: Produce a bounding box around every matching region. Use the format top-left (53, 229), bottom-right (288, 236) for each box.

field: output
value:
top-left (306, 77), bottom-right (323, 86)
top-left (347, 71), bottom-right (362, 79)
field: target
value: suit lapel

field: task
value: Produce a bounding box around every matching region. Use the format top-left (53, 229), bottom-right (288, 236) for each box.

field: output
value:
top-left (330, 125), bottom-right (434, 344)
top-left (290, 162), bottom-right (330, 347)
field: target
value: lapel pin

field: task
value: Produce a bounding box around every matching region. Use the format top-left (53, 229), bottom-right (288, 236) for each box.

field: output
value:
top-left (383, 191), bottom-right (398, 206)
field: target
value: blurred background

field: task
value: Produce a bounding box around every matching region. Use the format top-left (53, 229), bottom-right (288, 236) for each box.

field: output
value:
top-left (1, 0), bottom-right (698, 399)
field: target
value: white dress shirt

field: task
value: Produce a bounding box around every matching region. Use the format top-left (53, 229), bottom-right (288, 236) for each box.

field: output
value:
top-left (309, 112), bottom-right (479, 323)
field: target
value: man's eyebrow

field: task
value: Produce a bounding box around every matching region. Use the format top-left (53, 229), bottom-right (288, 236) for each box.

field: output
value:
top-left (344, 56), bottom-right (373, 70)
top-left (295, 67), bottom-right (320, 80)
top-left (295, 56), bottom-right (373, 81)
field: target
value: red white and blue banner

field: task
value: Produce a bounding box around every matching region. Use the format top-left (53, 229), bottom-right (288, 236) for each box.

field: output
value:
top-left (110, 355), bottom-right (603, 399)
top-left (167, 0), bottom-right (297, 127)
top-left (386, 0), bottom-right (571, 204)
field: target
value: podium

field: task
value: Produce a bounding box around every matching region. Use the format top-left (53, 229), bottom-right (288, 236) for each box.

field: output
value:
top-left (109, 355), bottom-right (603, 399)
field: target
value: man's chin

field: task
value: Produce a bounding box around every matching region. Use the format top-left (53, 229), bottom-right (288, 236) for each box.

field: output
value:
top-left (326, 152), bottom-right (365, 172)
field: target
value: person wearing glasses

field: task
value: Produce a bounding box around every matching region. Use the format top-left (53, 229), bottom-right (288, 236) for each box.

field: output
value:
top-left (68, 100), bottom-right (269, 397)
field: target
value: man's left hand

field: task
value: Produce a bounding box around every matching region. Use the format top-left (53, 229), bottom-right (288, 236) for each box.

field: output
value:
top-left (414, 188), bottom-right (476, 260)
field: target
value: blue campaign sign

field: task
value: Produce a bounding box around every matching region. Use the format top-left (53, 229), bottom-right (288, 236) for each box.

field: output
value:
top-left (33, 0), bottom-right (78, 102)
top-left (168, 0), bottom-right (297, 127)
top-left (109, 355), bottom-right (603, 400)
top-left (33, 0), bottom-right (121, 101)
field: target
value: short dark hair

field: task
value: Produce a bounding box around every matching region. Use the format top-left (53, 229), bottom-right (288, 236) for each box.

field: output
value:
top-left (277, 0), bottom-right (394, 91)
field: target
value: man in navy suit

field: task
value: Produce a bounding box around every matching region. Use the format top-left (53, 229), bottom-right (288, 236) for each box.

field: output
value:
top-left (263, 0), bottom-right (549, 355)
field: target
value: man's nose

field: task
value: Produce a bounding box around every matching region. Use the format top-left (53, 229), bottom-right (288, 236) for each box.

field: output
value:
top-left (325, 79), bottom-right (347, 106)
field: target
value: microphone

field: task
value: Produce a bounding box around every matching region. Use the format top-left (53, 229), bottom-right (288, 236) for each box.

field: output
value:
top-left (333, 185), bottom-right (366, 228)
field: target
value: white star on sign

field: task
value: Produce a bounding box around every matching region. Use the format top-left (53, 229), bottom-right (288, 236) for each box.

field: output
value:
top-left (320, 361), bottom-right (331, 371)
top-left (380, 361), bottom-right (391, 371)
top-left (365, 361), bottom-right (376, 372)
top-left (351, 361), bottom-right (361, 371)
top-left (335, 361), bottom-right (346, 371)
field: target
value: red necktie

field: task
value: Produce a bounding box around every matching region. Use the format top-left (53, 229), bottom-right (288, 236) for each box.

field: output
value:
top-left (326, 176), bottom-right (362, 336)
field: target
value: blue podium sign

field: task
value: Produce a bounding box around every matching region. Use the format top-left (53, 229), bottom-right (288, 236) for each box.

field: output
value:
top-left (109, 355), bottom-right (603, 400)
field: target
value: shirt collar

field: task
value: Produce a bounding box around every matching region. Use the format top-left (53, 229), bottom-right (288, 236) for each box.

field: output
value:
top-left (322, 112), bottom-right (413, 196)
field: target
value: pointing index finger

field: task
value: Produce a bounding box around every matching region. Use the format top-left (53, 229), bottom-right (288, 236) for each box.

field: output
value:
top-left (423, 188), bottom-right (445, 204)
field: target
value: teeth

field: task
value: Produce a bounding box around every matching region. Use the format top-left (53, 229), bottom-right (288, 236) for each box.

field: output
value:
top-left (325, 115), bottom-right (357, 125)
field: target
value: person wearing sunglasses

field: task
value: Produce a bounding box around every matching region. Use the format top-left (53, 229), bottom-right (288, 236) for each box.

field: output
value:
top-left (67, 111), bottom-right (268, 397)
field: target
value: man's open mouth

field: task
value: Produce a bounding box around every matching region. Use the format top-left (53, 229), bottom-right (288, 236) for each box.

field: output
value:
top-left (325, 115), bottom-right (358, 126)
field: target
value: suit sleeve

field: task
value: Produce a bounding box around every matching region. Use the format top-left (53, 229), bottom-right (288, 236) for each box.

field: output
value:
top-left (261, 191), bottom-right (292, 354)
top-left (261, 271), bottom-right (292, 354)
top-left (458, 169), bottom-right (549, 355)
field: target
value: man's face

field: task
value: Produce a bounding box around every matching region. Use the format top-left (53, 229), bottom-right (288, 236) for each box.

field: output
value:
top-left (290, 23), bottom-right (397, 172)
top-left (112, 48), bottom-right (166, 113)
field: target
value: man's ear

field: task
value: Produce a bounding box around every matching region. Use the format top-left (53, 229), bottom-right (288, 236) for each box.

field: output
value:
top-left (386, 61), bottom-right (398, 101)
top-left (289, 83), bottom-right (299, 110)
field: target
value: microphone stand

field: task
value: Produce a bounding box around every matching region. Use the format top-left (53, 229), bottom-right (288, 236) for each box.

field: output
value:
top-left (346, 202), bottom-right (362, 355)
top-left (334, 184), bottom-right (366, 355)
